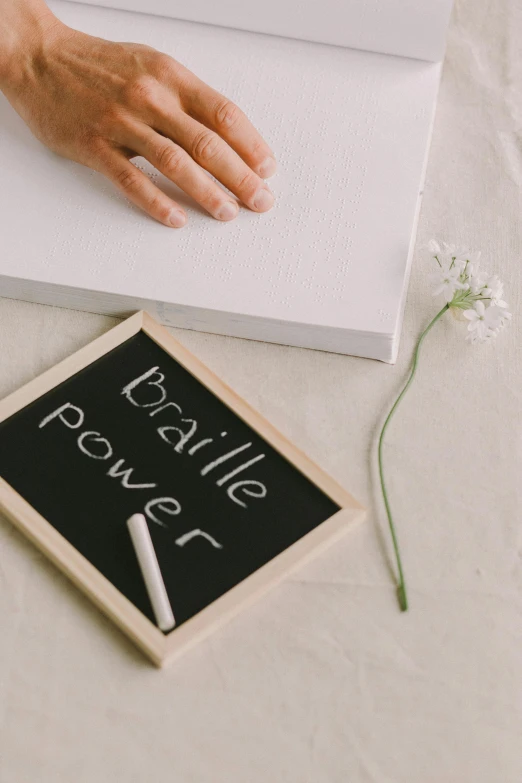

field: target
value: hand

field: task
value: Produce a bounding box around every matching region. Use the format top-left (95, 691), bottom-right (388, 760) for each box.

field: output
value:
top-left (0, 4), bottom-right (276, 228)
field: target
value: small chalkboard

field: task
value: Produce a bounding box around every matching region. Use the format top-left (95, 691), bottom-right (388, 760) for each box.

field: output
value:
top-left (0, 313), bottom-right (364, 666)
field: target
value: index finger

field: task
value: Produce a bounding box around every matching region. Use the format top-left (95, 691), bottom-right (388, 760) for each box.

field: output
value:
top-left (185, 79), bottom-right (277, 180)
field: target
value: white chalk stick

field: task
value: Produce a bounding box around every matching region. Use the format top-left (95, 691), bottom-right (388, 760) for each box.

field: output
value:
top-left (127, 513), bottom-right (175, 632)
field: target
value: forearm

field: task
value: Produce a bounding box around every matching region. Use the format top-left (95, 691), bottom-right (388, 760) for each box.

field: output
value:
top-left (0, 0), bottom-right (60, 89)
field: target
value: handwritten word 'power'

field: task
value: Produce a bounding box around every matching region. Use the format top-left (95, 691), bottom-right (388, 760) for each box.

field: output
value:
top-left (38, 403), bottom-right (222, 550)
top-left (121, 366), bottom-right (268, 509)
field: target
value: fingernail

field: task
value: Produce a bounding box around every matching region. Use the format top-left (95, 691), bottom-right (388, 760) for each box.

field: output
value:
top-left (168, 208), bottom-right (186, 228)
top-left (216, 201), bottom-right (239, 221)
top-left (253, 188), bottom-right (274, 212)
top-left (258, 156), bottom-right (277, 179)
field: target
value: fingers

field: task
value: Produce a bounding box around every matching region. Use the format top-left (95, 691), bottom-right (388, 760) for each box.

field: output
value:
top-left (186, 81), bottom-right (277, 180)
top-left (123, 125), bottom-right (240, 222)
top-left (155, 111), bottom-right (275, 214)
top-left (95, 148), bottom-right (188, 228)
top-left (92, 61), bottom-right (277, 225)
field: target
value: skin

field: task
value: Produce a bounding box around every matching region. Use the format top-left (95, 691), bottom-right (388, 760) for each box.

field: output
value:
top-left (0, 0), bottom-right (276, 228)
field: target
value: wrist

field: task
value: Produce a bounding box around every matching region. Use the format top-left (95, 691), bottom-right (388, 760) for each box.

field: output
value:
top-left (0, 0), bottom-right (62, 91)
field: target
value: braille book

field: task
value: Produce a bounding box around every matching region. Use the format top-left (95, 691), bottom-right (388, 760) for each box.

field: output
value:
top-left (0, 0), bottom-right (453, 361)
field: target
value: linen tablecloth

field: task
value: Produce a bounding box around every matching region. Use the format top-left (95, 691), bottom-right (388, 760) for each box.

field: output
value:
top-left (0, 0), bottom-right (520, 779)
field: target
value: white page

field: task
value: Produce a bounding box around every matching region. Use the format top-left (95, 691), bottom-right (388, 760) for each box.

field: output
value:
top-left (0, 1), bottom-right (441, 359)
top-left (68, 0), bottom-right (453, 61)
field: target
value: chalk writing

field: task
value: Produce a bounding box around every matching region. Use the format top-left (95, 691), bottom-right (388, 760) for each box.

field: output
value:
top-left (121, 367), bottom-right (268, 509)
top-left (176, 530), bottom-right (223, 549)
top-left (38, 403), bottom-right (222, 550)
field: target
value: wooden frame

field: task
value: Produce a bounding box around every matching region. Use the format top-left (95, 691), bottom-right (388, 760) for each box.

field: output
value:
top-left (0, 312), bottom-right (365, 667)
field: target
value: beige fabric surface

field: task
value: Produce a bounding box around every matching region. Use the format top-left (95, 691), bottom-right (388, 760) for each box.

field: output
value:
top-left (0, 0), bottom-right (521, 780)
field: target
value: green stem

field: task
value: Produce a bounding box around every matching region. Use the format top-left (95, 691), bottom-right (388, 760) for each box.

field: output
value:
top-left (378, 304), bottom-right (449, 611)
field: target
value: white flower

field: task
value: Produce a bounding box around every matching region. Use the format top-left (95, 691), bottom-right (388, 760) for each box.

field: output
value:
top-left (463, 250), bottom-right (481, 267)
top-left (431, 263), bottom-right (468, 302)
top-left (427, 239), bottom-right (442, 254)
top-left (468, 271), bottom-right (486, 294)
top-left (463, 301), bottom-right (507, 342)
top-left (444, 243), bottom-right (473, 263)
top-left (483, 275), bottom-right (508, 307)
top-left (428, 240), bottom-right (466, 266)
top-left (428, 239), bottom-right (510, 343)
top-left (497, 306), bottom-right (512, 327)
top-left (380, 240), bottom-right (510, 612)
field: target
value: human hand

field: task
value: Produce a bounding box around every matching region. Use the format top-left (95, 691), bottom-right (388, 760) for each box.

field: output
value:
top-left (0, 4), bottom-right (276, 228)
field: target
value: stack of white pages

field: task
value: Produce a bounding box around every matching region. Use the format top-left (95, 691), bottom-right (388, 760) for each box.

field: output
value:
top-left (0, 0), bottom-right (453, 361)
